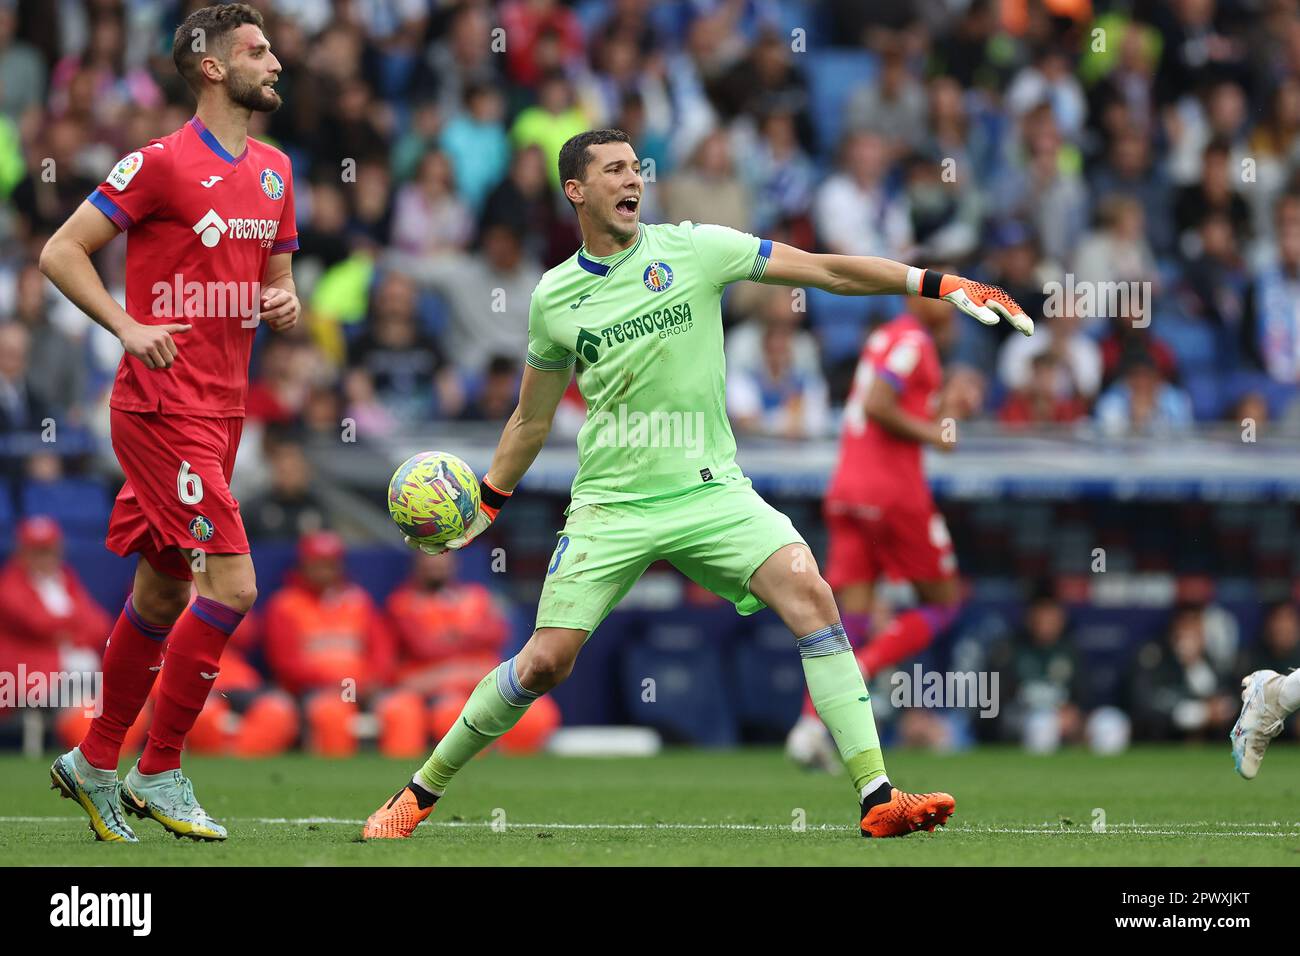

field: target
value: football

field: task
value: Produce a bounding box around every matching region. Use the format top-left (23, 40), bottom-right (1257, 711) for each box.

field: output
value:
top-left (386, 450), bottom-right (481, 547)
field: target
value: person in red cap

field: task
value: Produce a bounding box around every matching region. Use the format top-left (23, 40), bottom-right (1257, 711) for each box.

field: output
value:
top-left (263, 531), bottom-right (424, 757)
top-left (0, 516), bottom-right (112, 749)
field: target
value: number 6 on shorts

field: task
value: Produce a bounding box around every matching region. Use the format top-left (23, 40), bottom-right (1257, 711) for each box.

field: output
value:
top-left (177, 460), bottom-right (204, 505)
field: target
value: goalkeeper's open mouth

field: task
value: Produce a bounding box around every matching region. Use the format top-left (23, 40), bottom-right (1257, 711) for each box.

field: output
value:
top-left (615, 194), bottom-right (640, 220)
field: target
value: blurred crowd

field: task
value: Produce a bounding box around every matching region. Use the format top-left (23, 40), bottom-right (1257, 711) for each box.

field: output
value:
top-left (863, 576), bottom-right (1300, 753)
top-left (3, 0), bottom-right (1300, 492)
top-left (979, 581), bottom-right (1300, 750)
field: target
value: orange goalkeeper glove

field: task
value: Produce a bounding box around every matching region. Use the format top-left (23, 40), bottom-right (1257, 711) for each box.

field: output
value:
top-left (907, 268), bottom-right (1035, 337)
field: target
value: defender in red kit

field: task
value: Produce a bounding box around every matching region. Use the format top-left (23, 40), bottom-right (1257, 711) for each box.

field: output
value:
top-left (39, 4), bottom-right (298, 842)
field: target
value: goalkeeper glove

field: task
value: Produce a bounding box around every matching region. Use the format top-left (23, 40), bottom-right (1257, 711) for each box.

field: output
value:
top-left (404, 478), bottom-right (512, 555)
top-left (907, 268), bottom-right (1035, 337)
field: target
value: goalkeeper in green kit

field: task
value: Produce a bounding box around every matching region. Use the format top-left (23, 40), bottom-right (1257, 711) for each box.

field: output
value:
top-left (363, 130), bottom-right (1034, 840)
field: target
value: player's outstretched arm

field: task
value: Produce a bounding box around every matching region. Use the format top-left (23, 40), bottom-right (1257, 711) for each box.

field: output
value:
top-left (39, 201), bottom-right (192, 368)
top-left (406, 362), bottom-right (571, 555)
top-left (759, 241), bottom-right (1035, 337)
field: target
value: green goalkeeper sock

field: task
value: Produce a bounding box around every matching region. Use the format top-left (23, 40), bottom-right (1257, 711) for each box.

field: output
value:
top-left (797, 623), bottom-right (887, 793)
top-left (415, 656), bottom-right (539, 794)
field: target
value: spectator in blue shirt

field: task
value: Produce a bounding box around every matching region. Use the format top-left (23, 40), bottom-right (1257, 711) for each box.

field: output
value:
top-left (439, 84), bottom-right (510, 214)
top-left (1096, 349), bottom-right (1195, 435)
top-left (1252, 192), bottom-right (1300, 385)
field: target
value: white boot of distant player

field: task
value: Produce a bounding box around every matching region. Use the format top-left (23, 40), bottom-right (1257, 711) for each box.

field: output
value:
top-left (1282, 670), bottom-right (1300, 713)
top-left (785, 712), bottom-right (842, 775)
top-left (1230, 670), bottom-right (1300, 779)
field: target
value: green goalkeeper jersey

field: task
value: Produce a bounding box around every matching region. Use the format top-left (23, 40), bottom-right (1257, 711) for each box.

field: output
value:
top-left (526, 221), bottom-right (773, 511)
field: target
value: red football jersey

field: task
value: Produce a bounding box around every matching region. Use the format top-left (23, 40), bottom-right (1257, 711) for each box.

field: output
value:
top-left (826, 314), bottom-right (941, 504)
top-left (89, 116), bottom-right (298, 417)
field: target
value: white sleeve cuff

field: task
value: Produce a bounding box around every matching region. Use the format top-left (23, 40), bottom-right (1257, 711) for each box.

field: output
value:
top-left (905, 266), bottom-right (924, 296)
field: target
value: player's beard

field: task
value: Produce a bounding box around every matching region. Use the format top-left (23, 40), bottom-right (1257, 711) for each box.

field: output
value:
top-left (227, 72), bottom-right (282, 113)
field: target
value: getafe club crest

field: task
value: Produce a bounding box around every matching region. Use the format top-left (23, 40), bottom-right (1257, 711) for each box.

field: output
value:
top-left (260, 168), bottom-right (285, 200)
top-left (189, 515), bottom-right (215, 542)
top-left (643, 261), bottom-right (673, 293)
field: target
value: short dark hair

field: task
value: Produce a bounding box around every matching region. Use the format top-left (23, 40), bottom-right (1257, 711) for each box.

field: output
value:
top-left (557, 128), bottom-right (632, 200)
top-left (173, 3), bottom-right (265, 95)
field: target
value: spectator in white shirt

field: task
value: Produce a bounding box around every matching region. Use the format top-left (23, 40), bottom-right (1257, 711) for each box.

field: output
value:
top-left (728, 296), bottom-right (830, 440)
top-left (726, 285), bottom-right (823, 385)
top-left (813, 130), bottom-right (913, 259)
top-left (998, 307), bottom-right (1104, 402)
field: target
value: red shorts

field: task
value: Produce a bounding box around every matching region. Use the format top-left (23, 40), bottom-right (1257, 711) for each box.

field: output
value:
top-left (106, 407), bottom-right (249, 580)
top-left (823, 495), bottom-right (957, 589)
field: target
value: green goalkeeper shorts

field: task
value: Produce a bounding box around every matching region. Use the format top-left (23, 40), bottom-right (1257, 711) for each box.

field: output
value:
top-left (535, 477), bottom-right (806, 635)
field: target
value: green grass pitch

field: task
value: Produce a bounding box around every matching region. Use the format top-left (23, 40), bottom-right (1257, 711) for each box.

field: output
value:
top-left (2, 746), bottom-right (1298, 865)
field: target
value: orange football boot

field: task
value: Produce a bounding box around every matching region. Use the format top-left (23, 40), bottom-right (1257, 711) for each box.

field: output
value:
top-left (860, 788), bottom-right (955, 838)
top-left (362, 786), bottom-right (435, 839)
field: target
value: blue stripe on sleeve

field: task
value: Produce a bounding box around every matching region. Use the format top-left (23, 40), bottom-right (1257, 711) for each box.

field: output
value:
top-left (87, 189), bottom-right (132, 230)
top-left (878, 369), bottom-right (905, 392)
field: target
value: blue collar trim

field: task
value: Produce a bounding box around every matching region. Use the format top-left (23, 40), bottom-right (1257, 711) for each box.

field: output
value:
top-left (189, 116), bottom-right (247, 166)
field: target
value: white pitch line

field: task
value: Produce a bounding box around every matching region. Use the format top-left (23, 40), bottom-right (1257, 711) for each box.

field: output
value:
top-left (0, 816), bottom-right (848, 831)
top-left (3, 816), bottom-right (1299, 837)
top-left (954, 827), bottom-right (1297, 838)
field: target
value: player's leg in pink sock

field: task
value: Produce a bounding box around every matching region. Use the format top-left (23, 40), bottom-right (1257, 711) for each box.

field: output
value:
top-left (138, 552), bottom-right (257, 773)
top-left (840, 610), bottom-right (874, 647)
top-left (138, 600), bottom-right (240, 771)
top-left (858, 603), bottom-right (961, 678)
top-left (139, 595), bottom-right (245, 774)
top-left (80, 598), bottom-right (172, 769)
top-left (80, 558), bottom-right (191, 771)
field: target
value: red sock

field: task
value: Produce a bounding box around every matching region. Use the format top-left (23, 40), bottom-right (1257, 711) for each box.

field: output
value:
top-left (80, 596), bottom-right (172, 771)
top-left (138, 596), bottom-right (243, 775)
top-left (857, 605), bottom-right (959, 677)
top-left (841, 611), bottom-right (873, 649)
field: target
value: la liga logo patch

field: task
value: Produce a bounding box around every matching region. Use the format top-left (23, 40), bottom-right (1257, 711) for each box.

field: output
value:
top-left (259, 168), bottom-right (285, 200)
top-left (188, 515), bottom-right (215, 542)
top-left (108, 151), bottom-right (143, 191)
top-left (643, 261), bottom-right (673, 293)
